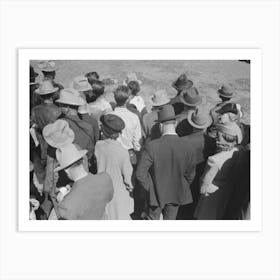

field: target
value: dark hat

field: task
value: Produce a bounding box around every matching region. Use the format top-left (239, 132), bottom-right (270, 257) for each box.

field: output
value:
top-left (157, 104), bottom-right (176, 123)
top-left (217, 85), bottom-right (236, 98)
top-left (179, 87), bottom-right (202, 107)
top-left (30, 65), bottom-right (38, 80)
top-left (100, 114), bottom-right (125, 135)
top-left (172, 74), bottom-right (193, 92)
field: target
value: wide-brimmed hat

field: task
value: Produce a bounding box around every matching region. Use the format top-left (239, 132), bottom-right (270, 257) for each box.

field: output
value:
top-left (187, 107), bottom-right (212, 129)
top-left (43, 119), bottom-right (75, 148)
top-left (123, 73), bottom-right (142, 85)
top-left (216, 122), bottom-right (243, 144)
top-left (71, 76), bottom-right (92, 92)
top-left (151, 90), bottom-right (171, 107)
top-left (217, 85), bottom-right (236, 98)
top-left (100, 114), bottom-right (125, 135)
top-left (179, 87), bottom-right (202, 107)
top-left (56, 88), bottom-right (86, 106)
top-left (54, 144), bottom-right (87, 172)
top-left (157, 104), bottom-right (176, 123)
top-left (34, 80), bottom-right (59, 95)
top-left (172, 74), bottom-right (193, 92)
top-left (30, 65), bottom-right (38, 80)
top-left (37, 60), bottom-right (58, 72)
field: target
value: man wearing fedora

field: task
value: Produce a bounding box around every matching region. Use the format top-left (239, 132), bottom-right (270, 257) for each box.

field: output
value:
top-left (175, 87), bottom-right (203, 137)
top-left (170, 73), bottom-right (194, 115)
top-left (142, 89), bottom-right (171, 142)
top-left (71, 75), bottom-right (93, 102)
top-left (136, 105), bottom-right (196, 220)
top-left (177, 107), bottom-right (214, 219)
top-left (54, 143), bottom-right (114, 220)
top-left (56, 88), bottom-right (95, 171)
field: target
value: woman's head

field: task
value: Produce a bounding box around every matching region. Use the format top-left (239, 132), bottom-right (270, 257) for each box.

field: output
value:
top-left (127, 80), bottom-right (140, 96)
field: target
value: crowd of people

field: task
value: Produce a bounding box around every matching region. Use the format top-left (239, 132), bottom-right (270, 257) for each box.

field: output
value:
top-left (29, 60), bottom-right (250, 220)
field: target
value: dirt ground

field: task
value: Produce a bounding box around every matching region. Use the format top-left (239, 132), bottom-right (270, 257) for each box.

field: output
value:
top-left (31, 60), bottom-right (250, 124)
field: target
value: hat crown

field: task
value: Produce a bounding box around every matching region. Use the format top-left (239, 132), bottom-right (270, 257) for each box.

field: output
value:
top-left (216, 122), bottom-right (242, 143)
top-left (191, 108), bottom-right (209, 125)
top-left (38, 60), bottom-right (57, 72)
top-left (37, 80), bottom-right (57, 94)
top-left (157, 104), bottom-right (176, 123)
top-left (58, 88), bottom-right (86, 106)
top-left (55, 144), bottom-right (87, 171)
top-left (72, 76), bottom-right (91, 91)
top-left (181, 87), bottom-right (201, 106)
top-left (151, 90), bottom-right (170, 106)
top-left (218, 85), bottom-right (235, 97)
top-left (101, 114), bottom-right (125, 133)
top-left (173, 73), bottom-right (193, 91)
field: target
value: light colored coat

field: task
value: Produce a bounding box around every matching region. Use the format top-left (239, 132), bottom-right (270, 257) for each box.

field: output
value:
top-left (95, 139), bottom-right (134, 220)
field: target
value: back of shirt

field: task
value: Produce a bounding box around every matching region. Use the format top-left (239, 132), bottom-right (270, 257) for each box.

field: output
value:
top-left (58, 173), bottom-right (114, 220)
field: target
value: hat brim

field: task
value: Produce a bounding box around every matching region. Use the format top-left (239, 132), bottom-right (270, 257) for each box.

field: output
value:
top-left (123, 79), bottom-right (142, 86)
top-left (187, 111), bottom-right (212, 129)
top-left (217, 89), bottom-right (236, 98)
top-left (34, 87), bottom-right (59, 95)
top-left (151, 98), bottom-right (170, 107)
top-left (56, 99), bottom-right (85, 106)
top-left (179, 94), bottom-right (202, 107)
top-left (40, 67), bottom-right (58, 72)
top-left (54, 150), bottom-right (87, 172)
top-left (156, 116), bottom-right (177, 123)
top-left (172, 80), bottom-right (193, 92)
top-left (70, 82), bottom-right (92, 92)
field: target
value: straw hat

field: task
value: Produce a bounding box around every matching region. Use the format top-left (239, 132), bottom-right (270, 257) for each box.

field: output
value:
top-left (217, 85), bottom-right (236, 98)
top-left (37, 60), bottom-right (58, 72)
top-left (43, 119), bottom-right (75, 148)
top-left (216, 122), bottom-right (243, 144)
top-left (54, 144), bottom-right (87, 172)
top-left (179, 87), bottom-right (202, 107)
top-left (56, 88), bottom-right (86, 106)
top-left (187, 107), bottom-right (212, 129)
top-left (71, 76), bottom-right (92, 92)
top-left (172, 74), bottom-right (193, 92)
top-left (151, 90), bottom-right (171, 107)
top-left (34, 80), bottom-right (59, 95)
top-left (123, 73), bottom-right (142, 85)
top-left (157, 104), bottom-right (176, 123)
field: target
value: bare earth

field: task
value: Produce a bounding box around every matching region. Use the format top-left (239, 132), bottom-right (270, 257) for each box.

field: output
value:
top-left (31, 60), bottom-right (250, 124)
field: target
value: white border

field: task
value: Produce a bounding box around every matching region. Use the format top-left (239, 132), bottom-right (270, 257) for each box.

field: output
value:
top-left (19, 49), bottom-right (261, 232)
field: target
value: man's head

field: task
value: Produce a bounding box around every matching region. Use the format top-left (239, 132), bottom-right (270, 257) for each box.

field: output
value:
top-left (217, 85), bottom-right (236, 102)
top-left (127, 81), bottom-right (140, 96)
top-left (34, 79), bottom-right (59, 102)
top-left (85, 72), bottom-right (100, 85)
top-left (38, 61), bottom-right (58, 80)
top-left (42, 71), bottom-right (56, 80)
top-left (157, 104), bottom-right (177, 134)
top-left (100, 114), bottom-right (125, 140)
top-left (114, 85), bottom-right (129, 106)
top-left (92, 80), bottom-right (105, 99)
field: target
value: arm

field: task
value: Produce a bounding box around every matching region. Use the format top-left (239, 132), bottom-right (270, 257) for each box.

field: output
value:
top-left (132, 117), bottom-right (142, 151)
top-left (135, 146), bottom-right (153, 191)
top-left (121, 151), bottom-right (134, 191)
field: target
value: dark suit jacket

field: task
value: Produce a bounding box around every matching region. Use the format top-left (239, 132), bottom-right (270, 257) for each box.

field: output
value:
top-left (136, 134), bottom-right (196, 208)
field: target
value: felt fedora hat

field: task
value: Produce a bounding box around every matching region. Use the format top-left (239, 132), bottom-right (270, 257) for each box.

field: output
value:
top-left (34, 80), bottom-right (59, 95)
top-left (54, 143), bottom-right (88, 172)
top-left (43, 119), bottom-right (75, 148)
top-left (216, 122), bottom-right (243, 144)
top-left (123, 72), bottom-right (142, 85)
top-left (100, 114), bottom-right (125, 135)
top-left (151, 89), bottom-right (171, 107)
top-left (187, 107), bottom-right (212, 129)
top-left (37, 60), bottom-right (58, 72)
top-left (179, 87), bottom-right (202, 107)
top-left (172, 73), bottom-right (193, 92)
top-left (157, 104), bottom-right (176, 123)
top-left (217, 85), bottom-right (236, 98)
top-left (71, 76), bottom-right (92, 92)
top-left (56, 88), bottom-right (86, 106)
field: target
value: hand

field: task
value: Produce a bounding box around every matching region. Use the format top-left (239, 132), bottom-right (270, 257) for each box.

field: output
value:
top-left (200, 184), bottom-right (219, 196)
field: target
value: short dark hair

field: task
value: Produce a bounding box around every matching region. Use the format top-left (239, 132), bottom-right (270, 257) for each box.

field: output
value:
top-left (85, 72), bottom-right (100, 85)
top-left (92, 80), bottom-right (105, 98)
top-left (114, 85), bottom-right (129, 106)
top-left (40, 92), bottom-right (57, 101)
top-left (127, 81), bottom-right (140, 96)
top-left (42, 71), bottom-right (55, 79)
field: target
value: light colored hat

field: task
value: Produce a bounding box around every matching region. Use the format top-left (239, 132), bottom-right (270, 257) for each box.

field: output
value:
top-left (123, 73), bottom-right (142, 85)
top-left (179, 87), bottom-right (202, 107)
top-left (54, 144), bottom-right (87, 172)
top-left (151, 90), bottom-right (171, 107)
top-left (217, 85), bottom-right (236, 98)
top-left (43, 119), bottom-right (75, 148)
top-left (34, 80), bottom-right (59, 95)
top-left (56, 88), bottom-right (86, 106)
top-left (78, 103), bottom-right (89, 114)
top-left (187, 107), bottom-right (212, 129)
top-left (37, 60), bottom-right (58, 72)
top-left (216, 122), bottom-right (243, 144)
top-left (71, 76), bottom-right (92, 92)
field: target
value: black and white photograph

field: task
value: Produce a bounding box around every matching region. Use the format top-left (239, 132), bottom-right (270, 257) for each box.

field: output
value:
top-left (24, 50), bottom-right (254, 226)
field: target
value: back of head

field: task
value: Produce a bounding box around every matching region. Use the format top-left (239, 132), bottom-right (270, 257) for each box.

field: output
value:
top-left (92, 80), bottom-right (105, 99)
top-left (127, 81), bottom-right (140, 96)
top-left (114, 85), bottom-right (129, 106)
top-left (85, 72), bottom-right (100, 85)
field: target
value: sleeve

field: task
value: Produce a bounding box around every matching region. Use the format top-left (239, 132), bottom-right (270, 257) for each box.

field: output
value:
top-left (92, 118), bottom-right (100, 144)
top-left (121, 151), bottom-right (133, 188)
top-left (135, 145), bottom-right (153, 191)
top-left (200, 157), bottom-right (219, 186)
top-left (43, 154), bottom-right (56, 194)
top-left (184, 149), bottom-right (197, 185)
top-left (132, 116), bottom-right (142, 151)
top-left (57, 199), bottom-right (78, 220)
